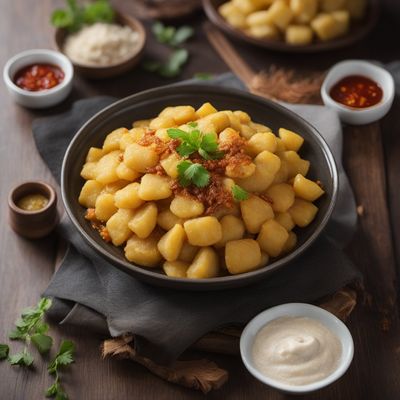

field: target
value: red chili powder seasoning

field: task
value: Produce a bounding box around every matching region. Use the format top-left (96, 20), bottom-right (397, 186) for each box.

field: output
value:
top-left (14, 64), bottom-right (64, 92)
top-left (330, 75), bottom-right (383, 109)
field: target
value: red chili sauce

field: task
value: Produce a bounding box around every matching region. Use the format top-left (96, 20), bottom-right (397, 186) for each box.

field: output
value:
top-left (14, 64), bottom-right (64, 92)
top-left (329, 75), bottom-right (383, 109)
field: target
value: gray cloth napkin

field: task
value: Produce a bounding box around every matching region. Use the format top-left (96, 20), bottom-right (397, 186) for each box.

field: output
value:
top-left (32, 74), bottom-right (361, 365)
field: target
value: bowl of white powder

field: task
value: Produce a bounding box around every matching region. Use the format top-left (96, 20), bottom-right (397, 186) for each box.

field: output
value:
top-left (55, 12), bottom-right (145, 79)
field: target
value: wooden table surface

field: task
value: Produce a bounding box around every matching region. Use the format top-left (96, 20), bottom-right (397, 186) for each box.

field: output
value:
top-left (1, 1), bottom-right (400, 399)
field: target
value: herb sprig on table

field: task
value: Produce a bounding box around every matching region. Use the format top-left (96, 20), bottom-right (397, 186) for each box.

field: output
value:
top-left (51, 0), bottom-right (115, 32)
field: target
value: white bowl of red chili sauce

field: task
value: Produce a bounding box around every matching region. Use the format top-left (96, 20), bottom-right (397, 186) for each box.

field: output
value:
top-left (3, 49), bottom-right (73, 109)
top-left (321, 60), bottom-right (394, 125)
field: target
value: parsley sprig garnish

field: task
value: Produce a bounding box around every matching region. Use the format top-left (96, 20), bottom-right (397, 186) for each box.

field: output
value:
top-left (177, 160), bottom-right (210, 188)
top-left (8, 297), bottom-right (53, 366)
top-left (167, 122), bottom-right (224, 160)
top-left (46, 340), bottom-right (75, 400)
top-left (232, 184), bottom-right (249, 202)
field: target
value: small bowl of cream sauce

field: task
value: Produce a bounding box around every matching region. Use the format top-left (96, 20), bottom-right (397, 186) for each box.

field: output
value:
top-left (240, 303), bottom-right (354, 394)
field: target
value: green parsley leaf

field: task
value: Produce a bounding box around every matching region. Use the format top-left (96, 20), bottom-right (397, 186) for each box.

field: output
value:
top-left (48, 340), bottom-right (75, 374)
top-left (83, 0), bottom-right (114, 24)
top-left (159, 48), bottom-right (189, 78)
top-left (201, 133), bottom-right (219, 153)
top-left (55, 390), bottom-right (69, 400)
top-left (9, 349), bottom-right (34, 367)
top-left (152, 22), bottom-right (193, 47)
top-left (9, 327), bottom-right (26, 340)
top-left (170, 26), bottom-right (194, 46)
top-left (176, 160), bottom-right (193, 187)
top-left (0, 344), bottom-right (9, 360)
top-left (177, 161), bottom-right (210, 188)
top-left (31, 333), bottom-right (53, 354)
top-left (167, 128), bottom-right (189, 140)
top-left (232, 184), bottom-right (249, 202)
top-left (50, 10), bottom-right (74, 29)
top-left (46, 382), bottom-right (59, 397)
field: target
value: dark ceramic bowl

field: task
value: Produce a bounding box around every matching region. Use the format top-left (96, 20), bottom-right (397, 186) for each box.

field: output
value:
top-left (203, 0), bottom-right (379, 53)
top-left (61, 85), bottom-right (338, 290)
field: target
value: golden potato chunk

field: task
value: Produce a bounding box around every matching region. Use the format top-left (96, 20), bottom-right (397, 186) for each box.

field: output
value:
top-left (265, 0), bottom-right (294, 31)
top-left (196, 102), bottom-right (218, 118)
top-left (283, 231), bottom-right (298, 253)
top-left (280, 151), bottom-right (310, 178)
top-left (79, 180), bottom-right (103, 208)
top-left (106, 209), bottom-right (135, 246)
top-left (96, 151), bottom-right (121, 184)
top-left (160, 153), bottom-right (180, 179)
top-left (95, 193), bottom-right (117, 222)
top-left (288, 198), bottom-right (318, 227)
top-left (246, 132), bottom-right (278, 156)
top-left (170, 196), bottom-right (204, 219)
top-left (215, 215), bottom-right (246, 248)
top-left (139, 174), bottom-right (172, 201)
top-left (257, 219), bottom-right (289, 257)
top-left (81, 162), bottom-right (97, 180)
top-left (124, 143), bottom-right (159, 173)
top-left (204, 112), bottom-right (230, 133)
top-left (225, 239), bottom-right (262, 274)
top-left (102, 180), bottom-right (129, 194)
top-left (187, 247), bottom-right (219, 279)
top-left (286, 25), bottom-right (313, 45)
top-left (247, 24), bottom-right (280, 39)
top-left (157, 209), bottom-right (184, 231)
top-left (114, 182), bottom-right (144, 209)
top-left (103, 128), bottom-right (128, 153)
top-left (128, 202), bottom-right (158, 239)
top-left (149, 116), bottom-right (176, 130)
top-left (173, 106), bottom-right (197, 125)
top-left (240, 195), bottom-right (274, 233)
top-left (163, 261), bottom-right (190, 278)
top-left (275, 212), bottom-right (295, 231)
top-left (257, 251), bottom-right (270, 268)
top-left (279, 128), bottom-right (304, 152)
top-left (184, 216), bottom-right (222, 246)
top-left (290, 0), bottom-right (318, 23)
top-left (86, 147), bottom-right (104, 162)
top-left (178, 242), bottom-right (199, 263)
top-left (311, 13), bottom-right (343, 41)
top-left (293, 174), bottom-right (325, 201)
top-left (233, 110), bottom-right (251, 124)
top-left (124, 234), bottom-right (162, 267)
top-left (331, 10), bottom-right (350, 36)
top-left (116, 162), bottom-right (140, 182)
top-left (157, 224), bottom-right (186, 262)
top-left (132, 119), bottom-right (150, 128)
top-left (265, 183), bottom-right (295, 213)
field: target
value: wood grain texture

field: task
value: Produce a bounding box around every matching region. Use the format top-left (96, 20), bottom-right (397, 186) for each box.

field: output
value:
top-left (1, 0), bottom-right (400, 399)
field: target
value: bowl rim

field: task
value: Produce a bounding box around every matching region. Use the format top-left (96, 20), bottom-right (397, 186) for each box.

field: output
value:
top-left (54, 12), bottom-right (146, 70)
top-left (321, 59), bottom-right (395, 115)
top-left (239, 303), bottom-right (354, 393)
top-left (3, 48), bottom-right (73, 97)
top-left (61, 84), bottom-right (339, 289)
top-left (202, 0), bottom-right (380, 53)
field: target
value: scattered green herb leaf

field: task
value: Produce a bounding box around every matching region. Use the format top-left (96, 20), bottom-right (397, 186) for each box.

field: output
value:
top-left (177, 161), bottom-right (210, 188)
top-left (232, 184), bottom-right (249, 202)
top-left (170, 26), bottom-right (194, 46)
top-left (143, 49), bottom-right (189, 79)
top-left (0, 344), bottom-right (9, 360)
top-left (9, 348), bottom-right (34, 367)
top-left (31, 333), bottom-right (53, 355)
top-left (194, 72), bottom-right (213, 81)
top-left (152, 22), bottom-right (194, 47)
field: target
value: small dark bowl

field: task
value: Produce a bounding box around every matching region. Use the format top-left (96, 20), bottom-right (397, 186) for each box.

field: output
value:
top-left (55, 12), bottom-right (146, 79)
top-left (203, 0), bottom-right (379, 53)
top-left (61, 84), bottom-right (338, 290)
top-left (9, 182), bottom-right (58, 239)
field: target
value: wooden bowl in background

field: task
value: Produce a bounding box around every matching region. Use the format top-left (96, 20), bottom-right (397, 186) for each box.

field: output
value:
top-left (55, 12), bottom-right (146, 79)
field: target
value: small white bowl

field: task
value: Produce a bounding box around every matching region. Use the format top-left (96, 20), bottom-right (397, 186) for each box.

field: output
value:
top-left (240, 303), bottom-right (354, 394)
top-left (321, 60), bottom-right (394, 125)
top-left (3, 49), bottom-right (73, 109)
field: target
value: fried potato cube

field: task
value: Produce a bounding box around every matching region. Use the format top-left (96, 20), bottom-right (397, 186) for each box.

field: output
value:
top-left (103, 128), bottom-right (128, 153)
top-left (283, 231), bottom-right (298, 253)
top-left (250, 122), bottom-right (272, 133)
top-left (311, 13), bottom-right (342, 41)
top-left (102, 180), bottom-right (129, 194)
top-left (187, 247), bottom-right (219, 279)
top-left (157, 209), bottom-right (184, 231)
top-left (155, 128), bottom-right (171, 143)
top-left (225, 161), bottom-right (256, 179)
top-left (240, 195), bottom-right (274, 234)
top-left (107, 209), bottom-right (135, 246)
top-left (272, 160), bottom-right (290, 184)
top-left (240, 124), bottom-right (257, 139)
top-left (149, 116), bottom-right (176, 130)
top-left (163, 260), bottom-right (190, 278)
top-left (96, 151), bottom-right (121, 184)
top-left (233, 0), bottom-right (274, 14)
top-left (246, 132), bottom-right (278, 156)
top-left (288, 198), bottom-right (318, 227)
top-left (196, 102), bottom-right (218, 118)
top-left (279, 128), bottom-right (304, 151)
top-left (170, 196), bottom-right (204, 219)
top-left (124, 143), bottom-right (159, 173)
top-left (124, 233), bottom-right (162, 267)
top-left (285, 25), bottom-right (313, 45)
top-left (174, 106), bottom-right (197, 125)
top-left (265, 183), bottom-right (295, 212)
top-left (116, 162), bottom-right (140, 182)
top-left (160, 153), bottom-right (180, 179)
top-left (86, 147), bottom-right (104, 162)
top-left (257, 251), bottom-right (270, 268)
top-left (205, 112), bottom-right (231, 133)
top-left (128, 202), bottom-right (158, 239)
top-left (275, 137), bottom-right (286, 152)
top-left (114, 182), bottom-right (144, 209)
top-left (237, 150), bottom-right (281, 192)
top-left (184, 216), bottom-right (222, 246)
top-left (280, 151), bottom-right (310, 178)
top-left (275, 212), bottom-right (295, 231)
top-left (257, 219), bottom-right (289, 257)
top-left (290, 0), bottom-right (318, 23)
top-left (320, 0), bottom-right (345, 12)
top-left (225, 239), bottom-right (262, 274)
top-left (215, 215), bottom-right (246, 248)
top-left (79, 180), bottom-right (103, 208)
top-left (226, 12), bottom-right (248, 29)
top-left (234, 110), bottom-right (251, 124)
top-left (178, 242), bottom-right (199, 263)
top-left (219, 127), bottom-right (240, 145)
top-left (81, 162), bottom-right (98, 180)
top-left (119, 128), bottom-right (144, 150)
top-left (138, 174), bottom-right (172, 201)
top-left (247, 10), bottom-right (272, 26)
top-left (346, 0), bottom-right (367, 19)
top-left (157, 224), bottom-right (186, 262)
top-left (331, 10), bottom-right (350, 36)
top-left (248, 24), bottom-right (280, 39)
top-left (266, 0), bottom-right (294, 31)
top-left (94, 193), bottom-right (118, 222)
top-left (293, 174), bottom-right (325, 201)
top-left (133, 119), bottom-right (150, 128)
